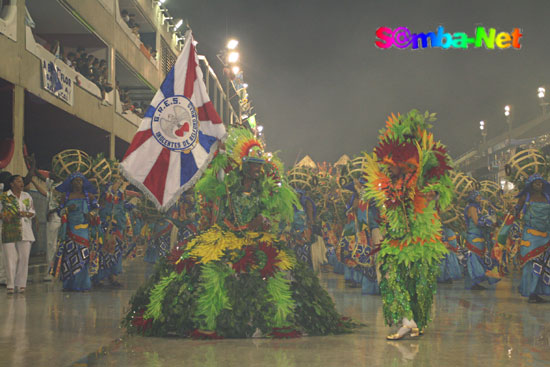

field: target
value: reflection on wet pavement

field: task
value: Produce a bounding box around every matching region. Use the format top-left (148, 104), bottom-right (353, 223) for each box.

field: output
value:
top-left (0, 260), bottom-right (549, 367)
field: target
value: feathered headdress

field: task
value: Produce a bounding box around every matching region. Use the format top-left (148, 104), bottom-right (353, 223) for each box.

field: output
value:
top-left (225, 127), bottom-right (264, 167)
top-left (363, 109), bottom-right (454, 221)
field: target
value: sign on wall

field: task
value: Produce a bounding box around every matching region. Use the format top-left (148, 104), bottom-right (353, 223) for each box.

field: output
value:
top-left (41, 59), bottom-right (73, 105)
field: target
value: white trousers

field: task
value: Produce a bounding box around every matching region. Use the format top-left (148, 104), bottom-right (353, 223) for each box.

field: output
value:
top-left (46, 218), bottom-right (61, 265)
top-left (0, 244), bottom-right (6, 283)
top-left (2, 241), bottom-right (32, 289)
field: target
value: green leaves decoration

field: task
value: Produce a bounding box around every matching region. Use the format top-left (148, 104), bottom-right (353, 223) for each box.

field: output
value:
top-left (266, 272), bottom-right (295, 327)
top-left (192, 262), bottom-right (234, 331)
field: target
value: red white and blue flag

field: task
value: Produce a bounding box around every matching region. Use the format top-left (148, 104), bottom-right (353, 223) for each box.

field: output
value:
top-left (121, 31), bottom-right (226, 210)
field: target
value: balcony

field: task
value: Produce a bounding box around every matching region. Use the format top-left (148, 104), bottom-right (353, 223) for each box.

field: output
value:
top-left (25, 0), bottom-right (114, 105)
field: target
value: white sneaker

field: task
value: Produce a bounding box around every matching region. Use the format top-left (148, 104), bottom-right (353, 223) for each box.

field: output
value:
top-left (43, 274), bottom-right (54, 282)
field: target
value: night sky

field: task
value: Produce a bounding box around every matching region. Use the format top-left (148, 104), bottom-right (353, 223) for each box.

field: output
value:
top-left (168, 0), bottom-right (550, 166)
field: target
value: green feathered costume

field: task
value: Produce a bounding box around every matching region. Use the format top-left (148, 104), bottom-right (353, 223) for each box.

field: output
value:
top-left (124, 127), bottom-right (354, 338)
top-left (362, 110), bottom-right (453, 331)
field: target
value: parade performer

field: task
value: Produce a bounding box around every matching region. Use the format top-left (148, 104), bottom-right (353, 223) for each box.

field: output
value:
top-left (463, 191), bottom-right (501, 290)
top-left (124, 127), bottom-right (354, 338)
top-left (363, 110), bottom-right (453, 340)
top-left (318, 179), bottom-right (346, 272)
top-left (339, 179), bottom-right (382, 294)
top-left (497, 174), bottom-right (550, 303)
top-left (437, 226), bottom-right (463, 283)
top-left (122, 199), bottom-right (143, 260)
top-left (51, 173), bottom-right (99, 291)
top-left (171, 192), bottom-right (199, 251)
top-left (93, 178), bottom-right (128, 287)
top-left (142, 214), bottom-right (174, 280)
top-left (291, 188), bottom-right (325, 272)
top-left (144, 215), bottom-right (173, 266)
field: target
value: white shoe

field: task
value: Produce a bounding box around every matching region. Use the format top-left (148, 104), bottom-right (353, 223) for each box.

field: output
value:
top-left (43, 274), bottom-right (54, 282)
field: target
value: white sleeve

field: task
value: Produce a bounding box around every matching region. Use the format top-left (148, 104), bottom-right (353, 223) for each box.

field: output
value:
top-left (26, 193), bottom-right (36, 217)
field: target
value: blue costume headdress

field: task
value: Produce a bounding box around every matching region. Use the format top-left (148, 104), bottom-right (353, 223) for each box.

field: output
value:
top-left (514, 174), bottom-right (550, 215)
top-left (55, 172), bottom-right (97, 195)
top-left (344, 178), bottom-right (366, 210)
top-left (295, 188), bottom-right (317, 220)
top-left (464, 190), bottom-right (482, 223)
top-left (516, 174), bottom-right (550, 198)
top-left (467, 190), bottom-right (480, 203)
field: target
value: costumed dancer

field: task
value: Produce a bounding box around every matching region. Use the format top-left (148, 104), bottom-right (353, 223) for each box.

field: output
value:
top-left (321, 215), bottom-right (343, 271)
top-left (292, 188), bottom-right (326, 273)
top-left (318, 181), bottom-right (346, 272)
top-left (171, 192), bottom-right (199, 251)
top-left (143, 213), bottom-right (174, 274)
top-left (363, 110), bottom-right (453, 339)
top-left (93, 178), bottom-right (128, 287)
top-left (463, 191), bottom-right (501, 290)
top-left (124, 127), bottom-right (354, 338)
top-left (123, 199), bottom-right (142, 259)
top-left (497, 174), bottom-right (550, 303)
top-left (438, 225), bottom-right (463, 283)
top-left (338, 179), bottom-right (382, 294)
top-left (51, 173), bottom-right (99, 291)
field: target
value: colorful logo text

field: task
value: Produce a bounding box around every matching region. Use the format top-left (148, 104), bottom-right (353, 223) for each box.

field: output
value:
top-left (375, 26), bottom-right (523, 50)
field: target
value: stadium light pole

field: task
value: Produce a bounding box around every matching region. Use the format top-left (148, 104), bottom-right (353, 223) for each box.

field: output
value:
top-left (538, 87), bottom-right (548, 115)
top-left (479, 120), bottom-right (487, 144)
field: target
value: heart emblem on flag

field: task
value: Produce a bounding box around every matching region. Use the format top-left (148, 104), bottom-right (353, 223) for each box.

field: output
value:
top-left (175, 122), bottom-right (190, 137)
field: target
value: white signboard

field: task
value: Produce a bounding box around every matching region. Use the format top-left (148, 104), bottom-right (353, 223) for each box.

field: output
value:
top-left (41, 59), bottom-right (74, 105)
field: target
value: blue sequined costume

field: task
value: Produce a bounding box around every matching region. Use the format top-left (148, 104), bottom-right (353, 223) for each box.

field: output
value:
top-left (516, 195), bottom-right (550, 297)
top-left (338, 199), bottom-right (381, 294)
top-left (464, 194), bottom-right (501, 289)
top-left (438, 227), bottom-right (463, 282)
top-left (92, 185), bottom-right (127, 283)
top-left (51, 173), bottom-right (98, 291)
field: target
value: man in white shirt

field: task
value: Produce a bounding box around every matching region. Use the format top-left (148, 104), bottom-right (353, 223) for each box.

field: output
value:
top-left (0, 175), bottom-right (36, 294)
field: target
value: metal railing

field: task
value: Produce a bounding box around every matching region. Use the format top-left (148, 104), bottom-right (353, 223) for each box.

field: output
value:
top-left (198, 55), bottom-right (240, 126)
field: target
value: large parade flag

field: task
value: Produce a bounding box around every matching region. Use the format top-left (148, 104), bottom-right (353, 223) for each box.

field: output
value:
top-left (121, 31), bottom-right (226, 210)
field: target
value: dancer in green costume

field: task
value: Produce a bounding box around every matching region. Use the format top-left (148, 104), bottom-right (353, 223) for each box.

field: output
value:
top-left (124, 127), bottom-right (355, 338)
top-left (362, 110), bottom-right (453, 339)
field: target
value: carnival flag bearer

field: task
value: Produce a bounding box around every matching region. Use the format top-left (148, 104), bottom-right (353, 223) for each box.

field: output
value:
top-left (121, 30), bottom-right (226, 211)
top-left (0, 175), bottom-right (36, 294)
top-left (363, 110), bottom-right (453, 340)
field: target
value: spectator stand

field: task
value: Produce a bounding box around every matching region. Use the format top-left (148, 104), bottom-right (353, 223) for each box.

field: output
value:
top-left (25, 1), bottom-right (114, 105)
top-left (116, 0), bottom-right (158, 67)
top-left (115, 55), bottom-right (155, 127)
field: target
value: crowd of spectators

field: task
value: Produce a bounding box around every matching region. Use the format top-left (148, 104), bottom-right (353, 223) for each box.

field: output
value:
top-left (48, 41), bottom-right (113, 100)
top-left (120, 9), bottom-right (157, 60)
top-left (116, 81), bottom-right (148, 118)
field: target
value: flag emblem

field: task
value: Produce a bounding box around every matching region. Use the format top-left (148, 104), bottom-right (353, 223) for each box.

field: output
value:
top-left (121, 31), bottom-right (226, 210)
top-left (151, 95), bottom-right (199, 152)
